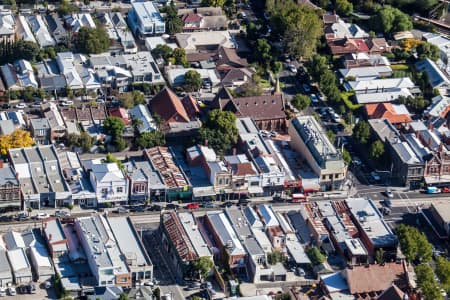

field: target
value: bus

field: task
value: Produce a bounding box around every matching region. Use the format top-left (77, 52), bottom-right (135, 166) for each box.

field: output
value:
top-left (292, 193), bottom-right (307, 202)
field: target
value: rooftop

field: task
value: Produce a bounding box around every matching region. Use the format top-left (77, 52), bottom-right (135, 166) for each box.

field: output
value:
top-left (43, 218), bottom-right (66, 243)
top-left (346, 77), bottom-right (415, 92)
top-left (346, 198), bottom-right (398, 248)
top-left (415, 58), bottom-right (450, 88)
top-left (146, 146), bottom-right (189, 188)
top-left (431, 202), bottom-right (450, 223)
top-left (162, 212), bottom-right (197, 261)
top-left (178, 212), bottom-right (212, 258)
top-left (175, 31), bottom-right (236, 51)
top-left (206, 211), bottom-right (246, 256)
top-left (365, 103), bottom-right (412, 124)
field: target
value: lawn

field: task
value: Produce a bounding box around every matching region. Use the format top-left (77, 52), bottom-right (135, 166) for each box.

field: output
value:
top-left (341, 91), bottom-right (362, 111)
top-left (390, 64), bottom-right (410, 71)
top-left (258, 79), bottom-right (272, 88)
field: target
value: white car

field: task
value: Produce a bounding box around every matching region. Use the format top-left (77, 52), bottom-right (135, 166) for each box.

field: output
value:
top-left (310, 94), bottom-right (319, 104)
top-left (61, 100), bottom-right (73, 106)
top-left (34, 212), bottom-right (49, 220)
top-left (7, 287), bottom-right (15, 296)
top-left (331, 113), bottom-right (341, 123)
top-left (15, 103), bottom-right (27, 109)
top-left (386, 188), bottom-right (394, 198)
top-left (288, 64), bottom-right (297, 73)
top-left (0, 287), bottom-right (6, 297)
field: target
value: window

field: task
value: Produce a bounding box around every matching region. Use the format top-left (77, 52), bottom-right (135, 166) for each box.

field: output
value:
top-left (117, 187), bottom-right (123, 193)
top-left (250, 181), bottom-right (259, 186)
top-left (218, 178), bottom-right (223, 185)
top-left (329, 175), bottom-right (332, 180)
top-left (101, 281), bottom-right (106, 285)
top-left (101, 188), bottom-right (108, 194)
top-left (225, 178), bottom-right (229, 185)
top-left (322, 175), bottom-right (326, 180)
top-left (335, 174), bottom-right (339, 179)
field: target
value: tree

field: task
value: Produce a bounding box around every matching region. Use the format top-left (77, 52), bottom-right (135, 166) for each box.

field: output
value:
top-left (104, 116), bottom-right (125, 139)
top-left (352, 121), bottom-right (370, 144)
top-left (172, 48), bottom-right (189, 67)
top-left (236, 82), bottom-right (263, 97)
top-left (118, 294), bottom-right (129, 300)
top-left (58, 0), bottom-right (79, 15)
top-left (267, 250), bottom-right (284, 265)
top-left (198, 110), bottom-right (238, 156)
top-left (14, 40), bottom-right (39, 62)
top-left (201, 0), bottom-right (226, 6)
top-left (153, 287), bottom-right (161, 299)
top-left (184, 70), bottom-right (203, 92)
top-left (75, 26), bottom-right (111, 54)
top-left (152, 44), bottom-right (173, 61)
top-left (308, 54), bottom-right (328, 82)
top-left (326, 130), bottom-right (336, 145)
top-left (396, 224), bottom-right (433, 263)
top-left (436, 257), bottom-right (450, 289)
top-left (255, 39), bottom-right (272, 68)
top-left (66, 203), bottom-right (74, 212)
top-left (416, 42), bottom-right (440, 61)
top-left (416, 263), bottom-right (443, 300)
top-left (370, 6), bottom-right (412, 34)
top-left (271, 61), bottom-right (283, 77)
top-left (335, 0), bottom-right (353, 16)
top-left (370, 140), bottom-right (385, 159)
top-left (306, 247), bottom-right (326, 265)
top-left (375, 248), bottom-right (385, 264)
top-left (0, 129), bottom-right (34, 155)
top-left (164, 1), bottom-right (183, 34)
top-left (136, 131), bottom-right (165, 149)
top-left (269, 1), bottom-right (322, 59)
top-left (192, 257), bottom-right (214, 281)
top-left (291, 94), bottom-right (311, 111)
top-left (342, 148), bottom-right (351, 165)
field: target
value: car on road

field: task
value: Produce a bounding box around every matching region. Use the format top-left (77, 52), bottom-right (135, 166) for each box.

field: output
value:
top-left (8, 287), bottom-right (16, 296)
top-left (34, 212), bottom-right (49, 220)
top-left (116, 206), bottom-right (129, 214)
top-left (15, 103), bottom-right (27, 109)
top-left (370, 172), bottom-right (381, 181)
top-left (310, 94), bottom-right (319, 105)
top-left (352, 157), bottom-right (362, 166)
top-left (426, 186), bottom-right (441, 194)
top-left (96, 98), bottom-right (105, 103)
top-left (385, 188), bottom-right (394, 198)
top-left (130, 205), bottom-right (145, 212)
top-left (148, 204), bottom-right (162, 211)
top-left (61, 100), bottom-right (73, 106)
top-left (54, 210), bottom-right (70, 218)
top-left (288, 64), bottom-right (297, 73)
top-left (166, 203), bottom-right (179, 210)
top-left (1, 103), bottom-right (10, 109)
top-left (186, 203), bottom-right (199, 210)
top-left (239, 11), bottom-right (247, 19)
top-left (296, 267), bottom-right (306, 277)
top-left (379, 206), bottom-right (391, 216)
top-left (302, 84), bottom-right (311, 93)
top-left (441, 187), bottom-right (450, 193)
top-left (184, 282), bottom-right (201, 291)
top-left (27, 282), bottom-right (36, 294)
top-left (331, 113), bottom-right (341, 123)
top-left (0, 287), bottom-right (6, 297)
top-left (238, 198), bottom-right (249, 206)
top-left (384, 198), bottom-right (392, 208)
top-left (222, 201), bottom-right (234, 208)
top-left (202, 202), bottom-right (216, 208)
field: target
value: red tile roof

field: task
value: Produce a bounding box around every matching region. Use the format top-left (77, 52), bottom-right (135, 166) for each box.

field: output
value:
top-left (328, 38), bottom-right (369, 55)
top-left (162, 211), bottom-right (198, 261)
top-left (150, 88), bottom-right (190, 124)
top-left (183, 13), bottom-right (203, 23)
top-left (231, 93), bottom-right (285, 121)
top-left (365, 103), bottom-right (412, 124)
top-left (109, 107), bottom-right (131, 125)
top-left (345, 262), bottom-right (407, 295)
top-left (232, 162), bottom-right (257, 176)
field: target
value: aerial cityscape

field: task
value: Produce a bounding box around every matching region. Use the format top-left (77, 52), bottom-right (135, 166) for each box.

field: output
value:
top-left (0, 0), bottom-right (449, 299)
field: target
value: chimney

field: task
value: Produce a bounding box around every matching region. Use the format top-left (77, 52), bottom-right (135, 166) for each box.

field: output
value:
top-left (428, 136), bottom-right (432, 147)
top-left (428, 122), bottom-right (433, 130)
top-left (15, 172), bottom-right (19, 179)
top-left (204, 139), bottom-right (208, 147)
top-left (232, 148), bottom-right (237, 155)
top-left (49, 234), bottom-right (52, 241)
top-left (0, 159), bottom-right (3, 169)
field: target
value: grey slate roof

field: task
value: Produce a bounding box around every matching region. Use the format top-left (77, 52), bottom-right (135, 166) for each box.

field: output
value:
top-left (0, 165), bottom-right (18, 186)
top-left (0, 119), bottom-right (14, 135)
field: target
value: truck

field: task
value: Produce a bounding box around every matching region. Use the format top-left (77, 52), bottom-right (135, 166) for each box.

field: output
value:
top-left (292, 193), bottom-right (307, 203)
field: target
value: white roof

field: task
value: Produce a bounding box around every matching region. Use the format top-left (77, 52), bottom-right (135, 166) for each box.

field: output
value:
top-left (27, 15), bottom-right (56, 47)
top-left (426, 94), bottom-right (450, 117)
top-left (355, 88), bottom-right (412, 104)
top-left (145, 36), bottom-right (177, 51)
top-left (339, 66), bottom-right (392, 80)
top-left (167, 68), bottom-right (220, 86)
top-left (17, 15), bottom-right (36, 43)
top-left (129, 104), bottom-right (156, 133)
top-left (321, 272), bottom-right (349, 293)
top-left (175, 31), bottom-right (236, 51)
top-left (178, 212), bottom-right (212, 258)
top-left (91, 163), bottom-right (125, 183)
top-left (7, 248), bottom-right (31, 272)
top-left (347, 77), bottom-right (415, 91)
top-left (330, 19), bottom-right (369, 39)
top-left (30, 245), bottom-right (53, 268)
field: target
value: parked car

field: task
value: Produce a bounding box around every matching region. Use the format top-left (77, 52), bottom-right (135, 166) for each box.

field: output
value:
top-left (30, 102), bottom-right (41, 108)
top-left (1, 103), bottom-right (10, 109)
top-left (288, 64), bottom-right (297, 73)
top-left (17, 212), bottom-right (29, 221)
top-left (352, 157), bottom-right (362, 166)
top-left (148, 204), bottom-right (162, 211)
top-left (44, 281), bottom-right (52, 289)
top-left (310, 94), bottom-right (319, 105)
top-left (302, 84), bottom-right (311, 93)
top-left (61, 100), bottom-right (73, 106)
top-left (27, 282), bottom-right (36, 294)
top-left (221, 201), bottom-right (234, 208)
top-left (441, 187), bottom-right (450, 193)
top-left (370, 172), bottom-right (381, 181)
top-left (54, 210), bottom-right (70, 218)
top-left (238, 198), bottom-right (249, 206)
top-left (379, 206), bottom-right (391, 216)
top-left (96, 98), bottom-right (105, 103)
top-left (385, 188), bottom-right (394, 198)
top-left (116, 206), bottom-right (129, 214)
top-left (296, 267), bottom-right (306, 277)
top-left (166, 203), bottom-right (179, 210)
top-left (384, 198), bottom-right (392, 208)
top-left (331, 113), bottom-right (341, 123)
top-left (130, 205), bottom-right (145, 212)
top-left (184, 282), bottom-right (201, 291)
top-left (186, 203), bottom-right (199, 210)
top-left (8, 287), bottom-right (16, 296)
top-left (15, 103), bottom-right (27, 109)
top-left (0, 287), bottom-right (6, 297)
top-left (426, 186), bottom-right (441, 194)
top-left (202, 202), bottom-right (216, 208)
top-left (34, 212), bottom-right (49, 220)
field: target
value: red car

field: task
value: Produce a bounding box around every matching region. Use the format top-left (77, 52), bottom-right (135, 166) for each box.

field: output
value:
top-left (441, 187), bottom-right (450, 193)
top-left (186, 203), bottom-right (199, 209)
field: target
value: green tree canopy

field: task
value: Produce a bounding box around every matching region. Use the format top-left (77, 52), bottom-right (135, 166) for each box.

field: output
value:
top-left (416, 263), bottom-right (443, 300)
top-left (254, 38), bottom-right (272, 68)
top-left (192, 257), bottom-right (214, 281)
top-left (201, 0), bottom-right (226, 6)
top-left (307, 246), bottom-right (326, 265)
top-left (198, 110), bottom-right (238, 156)
top-left (396, 224), bottom-right (432, 263)
top-left (326, 130), bottom-right (336, 145)
top-left (75, 26), bottom-right (111, 54)
top-left (152, 44), bottom-right (173, 60)
top-left (436, 256), bottom-right (450, 290)
top-left (136, 131), bottom-right (165, 149)
top-left (335, 0), bottom-right (353, 16)
top-left (173, 48), bottom-right (189, 67)
top-left (370, 140), bottom-right (385, 159)
top-left (67, 132), bottom-right (95, 152)
top-left (370, 6), bottom-right (412, 34)
top-left (307, 54), bottom-right (328, 82)
top-left (103, 116), bottom-right (126, 151)
top-left (416, 42), bottom-right (440, 61)
top-left (268, 0), bottom-right (322, 59)
top-left (184, 70), bottom-right (203, 92)
top-left (291, 94), bottom-right (311, 111)
top-left (267, 250), bottom-right (284, 265)
top-left (352, 121), bottom-right (370, 144)
top-left (164, 1), bottom-right (183, 34)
